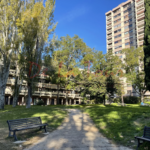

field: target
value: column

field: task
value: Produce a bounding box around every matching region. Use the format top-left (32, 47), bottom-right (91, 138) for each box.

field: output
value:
top-left (8, 96), bottom-right (10, 105)
top-left (61, 99), bottom-right (63, 105)
top-left (54, 98), bottom-right (57, 105)
top-left (69, 99), bottom-right (71, 105)
top-left (47, 98), bottom-right (49, 105)
top-left (66, 99), bottom-right (68, 105)
top-left (79, 98), bottom-right (81, 104)
top-left (22, 97), bottom-right (24, 105)
top-left (74, 100), bottom-right (76, 105)
top-left (49, 98), bottom-right (51, 105)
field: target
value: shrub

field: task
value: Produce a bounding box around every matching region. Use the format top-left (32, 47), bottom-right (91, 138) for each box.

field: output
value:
top-left (36, 100), bottom-right (45, 105)
top-left (113, 97), bottom-right (121, 103)
top-left (123, 96), bottom-right (140, 104)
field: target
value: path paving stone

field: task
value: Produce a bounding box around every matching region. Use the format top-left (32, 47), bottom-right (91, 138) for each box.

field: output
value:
top-left (25, 109), bottom-right (133, 150)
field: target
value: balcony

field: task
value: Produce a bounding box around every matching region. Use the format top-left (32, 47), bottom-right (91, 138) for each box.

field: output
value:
top-left (7, 79), bottom-right (15, 85)
top-left (136, 0), bottom-right (144, 7)
top-left (107, 25), bottom-right (112, 30)
top-left (108, 45), bottom-right (112, 49)
top-left (75, 94), bottom-right (81, 98)
top-left (138, 40), bottom-right (144, 45)
top-left (138, 19), bottom-right (144, 26)
top-left (137, 13), bottom-right (145, 20)
top-left (107, 34), bottom-right (112, 39)
top-left (107, 30), bottom-right (112, 34)
top-left (107, 15), bottom-right (112, 20)
top-left (108, 40), bottom-right (112, 44)
top-left (138, 34), bottom-right (144, 39)
top-left (9, 69), bottom-right (16, 75)
top-left (68, 93), bottom-right (76, 98)
top-left (137, 6), bottom-right (145, 12)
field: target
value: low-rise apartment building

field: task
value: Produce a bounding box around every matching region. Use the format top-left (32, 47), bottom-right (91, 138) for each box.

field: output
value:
top-left (5, 67), bottom-right (82, 106)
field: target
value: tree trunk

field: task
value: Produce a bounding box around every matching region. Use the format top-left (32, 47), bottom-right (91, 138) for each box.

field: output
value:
top-left (66, 91), bottom-right (68, 105)
top-left (13, 76), bottom-right (19, 107)
top-left (103, 94), bottom-right (105, 105)
top-left (121, 94), bottom-right (124, 106)
top-left (0, 86), bottom-right (5, 109)
top-left (57, 84), bottom-right (60, 105)
top-left (26, 84), bottom-right (32, 108)
top-left (141, 93), bottom-right (144, 103)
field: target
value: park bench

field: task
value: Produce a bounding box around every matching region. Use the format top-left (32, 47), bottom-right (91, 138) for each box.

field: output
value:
top-left (117, 103), bottom-right (127, 106)
top-left (7, 117), bottom-right (48, 141)
top-left (135, 126), bottom-right (150, 150)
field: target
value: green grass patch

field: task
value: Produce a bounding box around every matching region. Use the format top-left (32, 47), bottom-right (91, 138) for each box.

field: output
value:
top-left (83, 103), bottom-right (150, 149)
top-left (0, 105), bottom-right (67, 150)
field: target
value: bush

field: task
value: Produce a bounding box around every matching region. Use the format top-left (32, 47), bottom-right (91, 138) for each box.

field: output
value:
top-left (36, 100), bottom-right (45, 105)
top-left (123, 96), bottom-right (140, 104)
top-left (113, 97), bottom-right (121, 103)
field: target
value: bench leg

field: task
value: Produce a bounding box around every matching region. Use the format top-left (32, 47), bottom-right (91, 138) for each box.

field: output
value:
top-left (9, 131), bottom-right (13, 137)
top-left (136, 139), bottom-right (142, 150)
top-left (44, 126), bottom-right (47, 133)
top-left (13, 131), bottom-right (18, 141)
top-left (39, 127), bottom-right (42, 130)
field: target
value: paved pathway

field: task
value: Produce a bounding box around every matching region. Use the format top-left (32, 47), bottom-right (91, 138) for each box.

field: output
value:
top-left (25, 109), bottom-right (133, 150)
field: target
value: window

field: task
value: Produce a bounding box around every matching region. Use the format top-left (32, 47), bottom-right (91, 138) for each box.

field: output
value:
top-left (114, 23), bottom-right (121, 28)
top-left (125, 31), bottom-right (129, 35)
top-left (114, 40), bottom-right (121, 44)
top-left (124, 19), bottom-right (132, 24)
top-left (115, 50), bottom-right (122, 54)
top-left (114, 18), bottom-right (121, 24)
top-left (124, 8), bottom-right (131, 13)
top-left (125, 36), bottom-right (133, 40)
top-left (124, 24), bottom-right (132, 30)
top-left (114, 34), bottom-right (121, 39)
top-left (119, 56), bottom-right (122, 58)
top-left (125, 41), bottom-right (133, 45)
top-left (123, 3), bottom-right (131, 8)
top-left (129, 24), bottom-right (132, 28)
top-left (114, 29), bottom-right (121, 33)
top-left (127, 90), bottom-right (131, 95)
top-left (113, 8), bottom-right (120, 14)
top-left (114, 13), bottom-right (121, 19)
top-left (124, 13), bottom-right (132, 19)
top-left (115, 45), bottom-right (122, 49)
top-left (129, 30), bottom-right (133, 33)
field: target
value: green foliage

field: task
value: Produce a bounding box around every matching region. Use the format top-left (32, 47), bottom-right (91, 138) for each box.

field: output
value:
top-left (144, 0), bottom-right (150, 90)
top-left (36, 100), bottom-right (45, 105)
top-left (123, 96), bottom-right (140, 104)
top-left (139, 141), bottom-right (150, 150)
top-left (122, 47), bottom-right (146, 102)
top-left (113, 97), bottom-right (121, 103)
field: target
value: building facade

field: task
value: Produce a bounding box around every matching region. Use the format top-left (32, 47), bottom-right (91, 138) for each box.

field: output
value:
top-left (5, 67), bottom-right (82, 106)
top-left (105, 0), bottom-right (148, 97)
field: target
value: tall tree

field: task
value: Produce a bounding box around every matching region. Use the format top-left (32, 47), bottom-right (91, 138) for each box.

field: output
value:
top-left (16, 0), bottom-right (57, 108)
top-left (144, 0), bottom-right (150, 90)
top-left (122, 47), bottom-right (146, 102)
top-left (0, 0), bottom-right (23, 109)
top-left (53, 35), bottom-right (88, 105)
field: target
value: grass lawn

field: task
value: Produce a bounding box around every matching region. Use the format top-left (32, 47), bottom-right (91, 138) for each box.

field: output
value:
top-left (82, 103), bottom-right (150, 149)
top-left (0, 105), bottom-right (67, 150)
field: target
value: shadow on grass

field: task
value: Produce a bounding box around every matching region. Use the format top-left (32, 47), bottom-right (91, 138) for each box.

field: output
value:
top-left (83, 104), bottom-right (150, 149)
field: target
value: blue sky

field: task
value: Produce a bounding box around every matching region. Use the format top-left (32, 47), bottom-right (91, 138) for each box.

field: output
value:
top-left (53, 0), bottom-right (126, 54)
